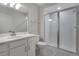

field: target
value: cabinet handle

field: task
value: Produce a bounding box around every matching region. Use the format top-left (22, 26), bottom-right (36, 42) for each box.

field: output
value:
top-left (28, 45), bottom-right (30, 51)
top-left (25, 46), bottom-right (27, 52)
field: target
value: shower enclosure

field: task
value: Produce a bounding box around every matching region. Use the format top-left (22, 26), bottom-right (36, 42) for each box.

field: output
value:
top-left (44, 13), bottom-right (58, 47)
top-left (44, 8), bottom-right (77, 53)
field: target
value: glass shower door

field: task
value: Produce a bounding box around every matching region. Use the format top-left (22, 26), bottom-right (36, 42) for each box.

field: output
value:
top-left (59, 9), bottom-right (76, 52)
top-left (45, 13), bottom-right (58, 47)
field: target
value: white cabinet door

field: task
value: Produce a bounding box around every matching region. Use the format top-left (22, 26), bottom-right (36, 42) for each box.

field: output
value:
top-left (60, 9), bottom-right (76, 52)
top-left (0, 52), bottom-right (8, 56)
top-left (27, 37), bottom-right (36, 56)
top-left (10, 45), bottom-right (27, 56)
top-left (0, 43), bottom-right (9, 56)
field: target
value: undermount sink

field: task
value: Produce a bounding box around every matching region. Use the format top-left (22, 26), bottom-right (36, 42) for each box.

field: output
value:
top-left (0, 32), bottom-right (32, 40)
top-left (7, 34), bottom-right (34, 39)
top-left (7, 35), bottom-right (23, 39)
top-left (0, 35), bottom-right (23, 39)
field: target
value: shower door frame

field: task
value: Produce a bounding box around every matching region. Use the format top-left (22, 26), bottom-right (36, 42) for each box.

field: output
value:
top-left (44, 12), bottom-right (59, 48)
top-left (44, 7), bottom-right (77, 53)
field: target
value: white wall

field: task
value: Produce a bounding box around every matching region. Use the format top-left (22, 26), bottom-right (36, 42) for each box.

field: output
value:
top-left (21, 4), bottom-right (40, 34)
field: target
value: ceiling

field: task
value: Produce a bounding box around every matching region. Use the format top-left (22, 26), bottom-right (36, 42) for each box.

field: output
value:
top-left (22, 3), bottom-right (57, 8)
top-left (36, 3), bottom-right (57, 8)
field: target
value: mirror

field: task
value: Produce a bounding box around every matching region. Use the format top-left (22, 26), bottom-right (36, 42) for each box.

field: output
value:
top-left (0, 5), bottom-right (28, 34)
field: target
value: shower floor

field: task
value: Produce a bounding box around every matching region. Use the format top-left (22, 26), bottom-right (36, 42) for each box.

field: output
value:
top-left (36, 44), bottom-right (77, 56)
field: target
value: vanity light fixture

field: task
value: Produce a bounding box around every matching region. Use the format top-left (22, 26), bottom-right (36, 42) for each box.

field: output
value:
top-left (15, 3), bottom-right (21, 10)
top-left (1, 3), bottom-right (22, 10)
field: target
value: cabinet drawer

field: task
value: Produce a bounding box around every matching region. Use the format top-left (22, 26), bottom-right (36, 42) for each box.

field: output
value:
top-left (0, 51), bottom-right (8, 56)
top-left (10, 45), bottom-right (27, 56)
top-left (10, 39), bottom-right (27, 48)
top-left (0, 43), bottom-right (8, 53)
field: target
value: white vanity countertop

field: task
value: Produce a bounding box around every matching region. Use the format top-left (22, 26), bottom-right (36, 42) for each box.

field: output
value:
top-left (0, 32), bottom-right (39, 44)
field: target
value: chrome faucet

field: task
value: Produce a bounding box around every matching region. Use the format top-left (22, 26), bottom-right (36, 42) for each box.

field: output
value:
top-left (8, 18), bottom-right (28, 36)
top-left (8, 30), bottom-right (16, 36)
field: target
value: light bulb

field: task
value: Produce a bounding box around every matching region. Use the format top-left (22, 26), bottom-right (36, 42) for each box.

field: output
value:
top-left (10, 3), bottom-right (15, 7)
top-left (2, 3), bottom-right (8, 5)
top-left (25, 16), bottom-right (28, 19)
top-left (15, 3), bottom-right (21, 10)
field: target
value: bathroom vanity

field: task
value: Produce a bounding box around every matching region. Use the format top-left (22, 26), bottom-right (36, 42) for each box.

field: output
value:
top-left (0, 32), bottom-right (39, 56)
